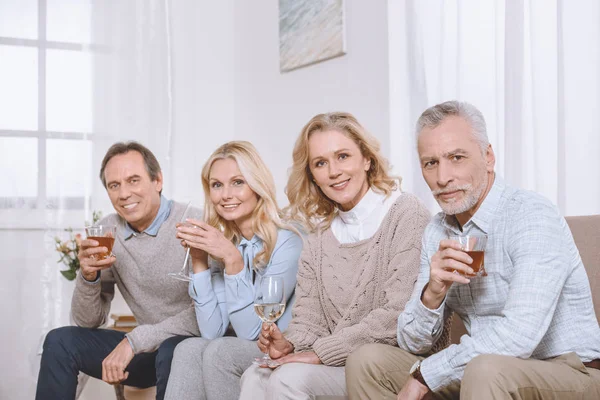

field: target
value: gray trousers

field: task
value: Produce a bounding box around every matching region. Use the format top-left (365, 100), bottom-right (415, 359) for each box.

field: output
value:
top-left (164, 337), bottom-right (263, 400)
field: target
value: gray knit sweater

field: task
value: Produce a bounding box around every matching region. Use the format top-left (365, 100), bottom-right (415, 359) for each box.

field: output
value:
top-left (284, 193), bottom-right (432, 366)
top-left (71, 201), bottom-right (201, 353)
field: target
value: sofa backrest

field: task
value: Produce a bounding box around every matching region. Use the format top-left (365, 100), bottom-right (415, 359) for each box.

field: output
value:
top-left (566, 215), bottom-right (600, 323)
top-left (450, 214), bottom-right (600, 344)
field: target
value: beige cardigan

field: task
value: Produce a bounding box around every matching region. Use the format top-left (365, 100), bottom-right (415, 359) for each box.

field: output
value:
top-left (284, 193), bottom-right (433, 366)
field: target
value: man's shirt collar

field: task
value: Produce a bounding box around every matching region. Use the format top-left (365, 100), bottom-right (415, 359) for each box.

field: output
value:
top-left (123, 195), bottom-right (172, 239)
top-left (442, 174), bottom-right (505, 235)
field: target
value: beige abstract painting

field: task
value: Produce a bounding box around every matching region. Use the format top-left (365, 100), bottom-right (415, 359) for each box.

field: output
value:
top-left (279, 0), bottom-right (346, 73)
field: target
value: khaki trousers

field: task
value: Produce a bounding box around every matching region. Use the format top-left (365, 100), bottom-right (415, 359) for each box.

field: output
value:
top-left (239, 363), bottom-right (347, 400)
top-left (345, 343), bottom-right (600, 400)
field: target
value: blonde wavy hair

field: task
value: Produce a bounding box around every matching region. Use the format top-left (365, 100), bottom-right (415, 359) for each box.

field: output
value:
top-left (202, 141), bottom-right (291, 270)
top-left (285, 112), bottom-right (400, 232)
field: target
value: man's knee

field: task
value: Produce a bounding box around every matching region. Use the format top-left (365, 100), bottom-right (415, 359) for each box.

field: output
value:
top-left (346, 343), bottom-right (399, 379)
top-left (43, 326), bottom-right (80, 355)
top-left (463, 354), bottom-right (506, 386)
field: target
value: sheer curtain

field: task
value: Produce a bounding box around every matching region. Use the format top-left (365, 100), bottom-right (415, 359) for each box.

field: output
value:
top-left (2, 0), bottom-right (233, 397)
top-left (388, 0), bottom-right (600, 216)
top-left (91, 0), bottom-right (175, 203)
top-left (1, 1), bottom-right (176, 398)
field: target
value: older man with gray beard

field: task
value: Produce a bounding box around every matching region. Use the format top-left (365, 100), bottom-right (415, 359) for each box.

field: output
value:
top-left (345, 100), bottom-right (600, 400)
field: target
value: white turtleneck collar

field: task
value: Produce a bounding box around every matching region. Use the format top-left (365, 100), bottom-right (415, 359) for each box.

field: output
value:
top-left (331, 188), bottom-right (402, 244)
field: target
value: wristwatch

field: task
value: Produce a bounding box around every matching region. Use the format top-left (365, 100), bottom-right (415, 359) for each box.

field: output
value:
top-left (409, 360), bottom-right (429, 389)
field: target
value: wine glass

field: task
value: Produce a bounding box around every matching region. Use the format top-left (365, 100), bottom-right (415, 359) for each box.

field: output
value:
top-left (168, 202), bottom-right (202, 282)
top-left (253, 276), bottom-right (286, 367)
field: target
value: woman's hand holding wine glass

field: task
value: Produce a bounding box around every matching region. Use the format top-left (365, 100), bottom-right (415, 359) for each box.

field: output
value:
top-left (253, 276), bottom-right (289, 368)
top-left (175, 219), bottom-right (209, 273)
top-left (168, 203), bottom-right (203, 282)
top-left (257, 323), bottom-right (293, 361)
top-left (176, 218), bottom-right (243, 274)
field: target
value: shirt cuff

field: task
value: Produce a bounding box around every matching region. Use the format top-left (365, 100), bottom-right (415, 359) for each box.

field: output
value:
top-left (420, 347), bottom-right (455, 392)
top-left (414, 296), bottom-right (446, 338)
top-left (124, 331), bottom-right (140, 354)
top-left (223, 267), bottom-right (255, 315)
top-left (223, 265), bottom-right (252, 281)
top-left (125, 335), bottom-right (135, 352)
top-left (189, 270), bottom-right (213, 302)
top-left (75, 271), bottom-right (102, 296)
top-left (223, 266), bottom-right (254, 297)
top-left (80, 271), bottom-right (100, 284)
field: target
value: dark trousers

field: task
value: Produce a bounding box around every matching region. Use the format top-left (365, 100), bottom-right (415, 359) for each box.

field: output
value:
top-left (35, 326), bottom-right (190, 400)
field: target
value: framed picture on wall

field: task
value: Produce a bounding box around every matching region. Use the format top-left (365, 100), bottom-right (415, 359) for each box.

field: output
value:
top-left (279, 0), bottom-right (346, 73)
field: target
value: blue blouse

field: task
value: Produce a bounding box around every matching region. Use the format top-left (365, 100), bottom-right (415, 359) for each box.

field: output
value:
top-left (188, 228), bottom-right (302, 340)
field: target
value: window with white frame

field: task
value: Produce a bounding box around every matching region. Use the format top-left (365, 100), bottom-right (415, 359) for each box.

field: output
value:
top-left (0, 0), bottom-right (93, 210)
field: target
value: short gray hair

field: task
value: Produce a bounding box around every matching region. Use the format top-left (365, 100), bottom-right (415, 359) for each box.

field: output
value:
top-left (416, 100), bottom-right (489, 153)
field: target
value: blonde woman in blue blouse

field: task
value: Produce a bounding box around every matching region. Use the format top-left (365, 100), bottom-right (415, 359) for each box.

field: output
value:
top-left (164, 141), bottom-right (302, 400)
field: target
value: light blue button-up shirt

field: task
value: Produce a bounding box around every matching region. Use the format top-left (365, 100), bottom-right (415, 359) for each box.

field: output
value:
top-left (397, 175), bottom-right (600, 392)
top-left (188, 228), bottom-right (302, 340)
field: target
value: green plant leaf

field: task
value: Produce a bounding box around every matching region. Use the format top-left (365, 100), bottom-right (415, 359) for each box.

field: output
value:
top-left (70, 259), bottom-right (80, 271)
top-left (60, 269), bottom-right (77, 281)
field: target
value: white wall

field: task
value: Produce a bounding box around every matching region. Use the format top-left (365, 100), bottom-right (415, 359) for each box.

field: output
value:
top-left (232, 0), bottom-right (391, 205)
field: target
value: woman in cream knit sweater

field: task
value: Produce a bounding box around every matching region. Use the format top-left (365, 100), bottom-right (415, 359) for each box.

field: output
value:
top-left (239, 112), bottom-right (442, 399)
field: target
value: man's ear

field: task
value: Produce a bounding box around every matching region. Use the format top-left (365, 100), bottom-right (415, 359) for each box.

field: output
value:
top-left (485, 144), bottom-right (495, 172)
top-left (154, 172), bottom-right (164, 193)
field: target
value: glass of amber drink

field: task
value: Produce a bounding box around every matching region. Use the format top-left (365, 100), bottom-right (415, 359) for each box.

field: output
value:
top-left (448, 234), bottom-right (488, 277)
top-left (85, 225), bottom-right (117, 259)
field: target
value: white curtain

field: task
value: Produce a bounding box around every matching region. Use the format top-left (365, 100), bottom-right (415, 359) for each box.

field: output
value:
top-left (388, 0), bottom-right (600, 217)
top-left (2, 1), bottom-right (177, 398)
top-left (91, 0), bottom-right (175, 207)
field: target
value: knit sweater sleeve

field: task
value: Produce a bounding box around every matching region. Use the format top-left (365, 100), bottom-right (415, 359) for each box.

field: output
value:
top-left (71, 213), bottom-right (120, 328)
top-left (71, 266), bottom-right (116, 328)
top-left (283, 235), bottom-right (331, 352)
top-left (312, 195), bottom-right (431, 366)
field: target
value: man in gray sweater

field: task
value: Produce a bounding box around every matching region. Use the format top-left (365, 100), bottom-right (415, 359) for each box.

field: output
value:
top-left (35, 142), bottom-right (201, 400)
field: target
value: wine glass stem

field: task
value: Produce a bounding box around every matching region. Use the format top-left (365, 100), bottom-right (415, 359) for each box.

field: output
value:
top-left (263, 322), bottom-right (273, 360)
top-left (182, 247), bottom-right (191, 273)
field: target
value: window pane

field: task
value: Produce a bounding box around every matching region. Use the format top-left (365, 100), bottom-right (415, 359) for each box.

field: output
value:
top-left (0, 0), bottom-right (37, 39)
top-left (46, 139), bottom-right (92, 199)
top-left (0, 137), bottom-right (38, 197)
top-left (0, 45), bottom-right (38, 130)
top-left (47, 49), bottom-right (92, 132)
top-left (47, 0), bottom-right (92, 43)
